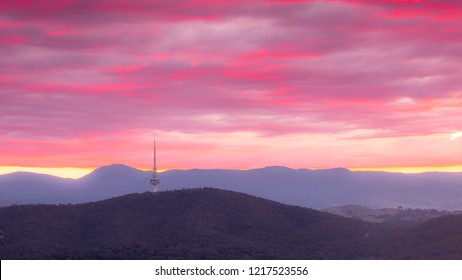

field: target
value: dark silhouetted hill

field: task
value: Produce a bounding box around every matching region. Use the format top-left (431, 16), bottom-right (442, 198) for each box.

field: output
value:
top-left (0, 188), bottom-right (378, 259)
top-left (0, 188), bottom-right (461, 260)
top-left (392, 215), bottom-right (462, 259)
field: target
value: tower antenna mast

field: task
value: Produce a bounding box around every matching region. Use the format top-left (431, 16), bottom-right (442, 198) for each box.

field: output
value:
top-left (150, 133), bottom-right (160, 192)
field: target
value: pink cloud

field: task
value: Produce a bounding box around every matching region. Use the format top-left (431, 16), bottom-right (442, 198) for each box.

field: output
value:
top-left (1, 0), bottom-right (462, 169)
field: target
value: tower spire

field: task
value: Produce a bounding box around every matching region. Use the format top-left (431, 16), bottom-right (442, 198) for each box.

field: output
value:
top-left (150, 133), bottom-right (160, 192)
top-left (153, 132), bottom-right (157, 173)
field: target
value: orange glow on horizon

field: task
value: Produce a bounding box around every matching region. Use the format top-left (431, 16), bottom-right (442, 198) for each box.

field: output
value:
top-left (2, 165), bottom-right (462, 179)
top-left (0, 166), bottom-right (95, 179)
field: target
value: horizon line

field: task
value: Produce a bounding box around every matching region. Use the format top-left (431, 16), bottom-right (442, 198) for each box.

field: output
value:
top-left (2, 164), bottom-right (462, 179)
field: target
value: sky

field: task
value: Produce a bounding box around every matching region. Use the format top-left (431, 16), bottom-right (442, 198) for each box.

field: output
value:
top-left (1, 0), bottom-right (462, 178)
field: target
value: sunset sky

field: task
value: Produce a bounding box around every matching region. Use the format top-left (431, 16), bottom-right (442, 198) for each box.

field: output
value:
top-left (1, 0), bottom-right (462, 178)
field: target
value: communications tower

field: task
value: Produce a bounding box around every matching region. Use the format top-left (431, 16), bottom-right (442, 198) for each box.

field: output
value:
top-left (150, 134), bottom-right (160, 192)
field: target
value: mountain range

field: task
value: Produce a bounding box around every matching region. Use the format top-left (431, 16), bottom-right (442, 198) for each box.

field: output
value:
top-left (1, 188), bottom-right (462, 260)
top-left (2, 164), bottom-right (462, 210)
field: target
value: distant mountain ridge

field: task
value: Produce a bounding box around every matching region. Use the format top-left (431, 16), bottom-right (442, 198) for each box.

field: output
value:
top-left (1, 188), bottom-right (461, 260)
top-left (2, 164), bottom-right (462, 210)
top-left (323, 205), bottom-right (461, 223)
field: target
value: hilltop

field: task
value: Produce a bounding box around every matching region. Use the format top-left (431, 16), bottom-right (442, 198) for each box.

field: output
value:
top-left (0, 188), bottom-right (378, 259)
top-left (0, 188), bottom-right (461, 259)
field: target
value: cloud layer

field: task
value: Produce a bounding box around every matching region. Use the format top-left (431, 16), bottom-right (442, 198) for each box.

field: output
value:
top-left (1, 0), bottom-right (462, 170)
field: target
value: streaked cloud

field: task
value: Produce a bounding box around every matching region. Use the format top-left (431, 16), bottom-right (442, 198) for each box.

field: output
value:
top-left (1, 0), bottom-right (462, 171)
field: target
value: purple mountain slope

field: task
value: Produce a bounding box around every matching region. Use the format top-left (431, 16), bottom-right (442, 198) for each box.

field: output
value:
top-left (1, 164), bottom-right (462, 210)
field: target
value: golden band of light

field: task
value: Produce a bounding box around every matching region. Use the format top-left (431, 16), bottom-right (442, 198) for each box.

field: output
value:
top-left (1, 165), bottom-right (462, 179)
top-left (0, 166), bottom-right (95, 179)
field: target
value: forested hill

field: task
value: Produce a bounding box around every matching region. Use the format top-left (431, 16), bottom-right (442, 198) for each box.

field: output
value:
top-left (0, 188), bottom-right (461, 260)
